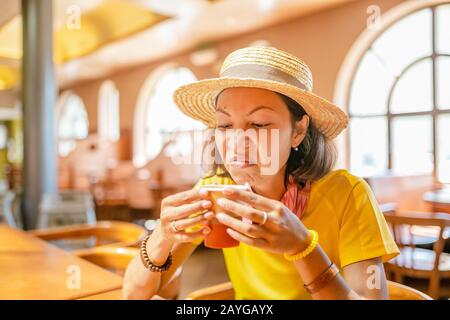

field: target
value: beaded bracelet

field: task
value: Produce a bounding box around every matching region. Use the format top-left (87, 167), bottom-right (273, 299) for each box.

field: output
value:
top-left (140, 234), bottom-right (172, 272)
top-left (283, 229), bottom-right (319, 261)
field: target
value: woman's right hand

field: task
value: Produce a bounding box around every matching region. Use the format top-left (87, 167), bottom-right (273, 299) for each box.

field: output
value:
top-left (158, 188), bottom-right (213, 244)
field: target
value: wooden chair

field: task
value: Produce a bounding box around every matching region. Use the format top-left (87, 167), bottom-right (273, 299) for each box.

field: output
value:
top-left (73, 246), bottom-right (139, 274)
top-left (90, 178), bottom-right (131, 221)
top-left (27, 220), bottom-right (147, 249)
top-left (73, 246), bottom-right (181, 299)
top-left (384, 210), bottom-right (450, 299)
top-left (185, 280), bottom-right (432, 300)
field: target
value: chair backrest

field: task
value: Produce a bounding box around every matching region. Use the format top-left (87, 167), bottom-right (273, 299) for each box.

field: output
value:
top-left (74, 245), bottom-right (182, 299)
top-left (186, 280), bottom-right (431, 300)
top-left (186, 282), bottom-right (235, 300)
top-left (383, 210), bottom-right (450, 273)
top-left (387, 280), bottom-right (432, 300)
top-left (74, 246), bottom-right (139, 271)
top-left (90, 179), bottom-right (129, 206)
top-left (28, 220), bottom-right (147, 248)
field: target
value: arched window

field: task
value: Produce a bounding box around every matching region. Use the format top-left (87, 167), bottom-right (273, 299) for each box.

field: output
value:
top-left (336, 1), bottom-right (450, 183)
top-left (57, 91), bottom-right (89, 157)
top-left (133, 64), bottom-right (205, 167)
top-left (98, 80), bottom-right (120, 143)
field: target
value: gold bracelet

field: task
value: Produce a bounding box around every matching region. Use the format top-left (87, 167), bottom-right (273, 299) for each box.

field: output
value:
top-left (283, 229), bottom-right (319, 261)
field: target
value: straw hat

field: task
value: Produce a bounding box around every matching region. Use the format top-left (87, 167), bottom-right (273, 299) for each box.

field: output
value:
top-left (173, 46), bottom-right (348, 139)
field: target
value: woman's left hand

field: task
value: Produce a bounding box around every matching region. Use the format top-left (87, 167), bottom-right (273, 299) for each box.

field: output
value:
top-left (211, 187), bottom-right (312, 255)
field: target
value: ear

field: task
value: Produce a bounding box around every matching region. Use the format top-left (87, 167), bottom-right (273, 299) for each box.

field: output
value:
top-left (291, 115), bottom-right (309, 148)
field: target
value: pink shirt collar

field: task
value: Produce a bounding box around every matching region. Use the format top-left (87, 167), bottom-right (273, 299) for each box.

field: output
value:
top-left (280, 177), bottom-right (311, 220)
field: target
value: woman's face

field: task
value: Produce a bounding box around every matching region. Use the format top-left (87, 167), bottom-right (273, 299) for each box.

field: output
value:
top-left (214, 87), bottom-right (309, 187)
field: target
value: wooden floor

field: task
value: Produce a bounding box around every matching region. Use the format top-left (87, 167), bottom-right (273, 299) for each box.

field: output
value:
top-left (178, 246), bottom-right (229, 299)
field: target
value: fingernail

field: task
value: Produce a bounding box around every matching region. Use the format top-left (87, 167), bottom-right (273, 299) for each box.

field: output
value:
top-left (202, 227), bottom-right (210, 234)
top-left (204, 211), bottom-right (214, 219)
top-left (217, 198), bottom-right (226, 206)
top-left (202, 200), bottom-right (212, 208)
top-left (223, 188), bottom-right (234, 195)
top-left (216, 213), bottom-right (226, 220)
top-left (199, 189), bottom-right (208, 196)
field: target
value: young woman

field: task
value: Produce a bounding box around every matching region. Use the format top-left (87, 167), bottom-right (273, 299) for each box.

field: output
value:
top-left (123, 46), bottom-right (399, 300)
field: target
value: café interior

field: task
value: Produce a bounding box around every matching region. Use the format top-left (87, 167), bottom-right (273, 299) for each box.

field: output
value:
top-left (0, 0), bottom-right (449, 300)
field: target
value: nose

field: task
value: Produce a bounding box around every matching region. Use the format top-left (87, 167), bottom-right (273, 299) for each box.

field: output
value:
top-left (225, 129), bottom-right (259, 162)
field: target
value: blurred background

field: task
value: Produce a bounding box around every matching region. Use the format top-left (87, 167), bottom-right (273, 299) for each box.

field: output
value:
top-left (0, 0), bottom-right (449, 300)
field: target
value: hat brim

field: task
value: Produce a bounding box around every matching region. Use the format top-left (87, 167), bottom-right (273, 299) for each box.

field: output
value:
top-left (173, 77), bottom-right (348, 140)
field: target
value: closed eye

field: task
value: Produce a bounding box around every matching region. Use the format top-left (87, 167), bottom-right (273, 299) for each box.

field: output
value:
top-left (251, 123), bottom-right (271, 128)
top-left (217, 124), bottom-right (232, 129)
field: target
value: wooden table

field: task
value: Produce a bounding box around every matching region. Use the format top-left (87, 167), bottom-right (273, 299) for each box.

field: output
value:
top-left (78, 288), bottom-right (123, 300)
top-left (0, 225), bottom-right (123, 300)
top-left (423, 189), bottom-right (450, 214)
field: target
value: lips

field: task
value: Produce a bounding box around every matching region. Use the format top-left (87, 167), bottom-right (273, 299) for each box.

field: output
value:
top-left (228, 155), bottom-right (256, 168)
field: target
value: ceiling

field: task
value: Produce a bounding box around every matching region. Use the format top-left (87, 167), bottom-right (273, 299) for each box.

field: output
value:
top-left (0, 0), bottom-right (355, 91)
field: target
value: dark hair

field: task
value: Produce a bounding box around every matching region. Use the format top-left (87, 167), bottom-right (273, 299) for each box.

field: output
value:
top-left (277, 93), bottom-right (336, 187)
top-left (202, 92), bottom-right (337, 188)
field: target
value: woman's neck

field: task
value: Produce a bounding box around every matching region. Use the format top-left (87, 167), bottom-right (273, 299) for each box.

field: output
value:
top-left (251, 169), bottom-right (287, 201)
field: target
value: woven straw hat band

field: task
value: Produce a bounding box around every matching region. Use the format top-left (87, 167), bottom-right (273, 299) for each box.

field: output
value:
top-left (220, 47), bottom-right (313, 92)
top-left (220, 64), bottom-right (309, 92)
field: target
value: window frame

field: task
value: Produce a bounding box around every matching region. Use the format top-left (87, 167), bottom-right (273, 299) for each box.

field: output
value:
top-left (132, 63), bottom-right (204, 167)
top-left (336, 1), bottom-right (450, 184)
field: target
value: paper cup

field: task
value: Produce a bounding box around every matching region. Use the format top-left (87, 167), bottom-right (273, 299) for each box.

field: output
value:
top-left (200, 184), bottom-right (252, 248)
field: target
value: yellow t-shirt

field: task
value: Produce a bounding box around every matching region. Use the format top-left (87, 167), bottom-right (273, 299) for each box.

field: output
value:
top-left (190, 169), bottom-right (399, 300)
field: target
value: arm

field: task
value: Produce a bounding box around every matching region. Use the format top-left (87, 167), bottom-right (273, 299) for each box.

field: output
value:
top-left (123, 228), bottom-right (199, 300)
top-left (293, 245), bottom-right (387, 299)
top-left (123, 188), bottom-right (212, 300)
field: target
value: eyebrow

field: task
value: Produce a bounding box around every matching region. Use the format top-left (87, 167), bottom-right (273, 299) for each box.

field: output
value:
top-left (216, 105), bottom-right (275, 117)
top-left (246, 105), bottom-right (275, 116)
top-left (216, 107), bottom-right (231, 116)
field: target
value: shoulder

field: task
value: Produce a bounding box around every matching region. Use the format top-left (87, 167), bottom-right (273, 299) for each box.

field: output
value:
top-left (312, 169), bottom-right (365, 194)
top-left (309, 169), bottom-right (373, 212)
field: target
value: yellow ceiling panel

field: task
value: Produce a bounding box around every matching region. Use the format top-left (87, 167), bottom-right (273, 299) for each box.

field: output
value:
top-left (54, 0), bottom-right (170, 63)
top-left (0, 16), bottom-right (22, 60)
top-left (0, 0), bottom-right (170, 89)
top-left (0, 0), bottom-right (170, 63)
top-left (0, 64), bottom-right (20, 90)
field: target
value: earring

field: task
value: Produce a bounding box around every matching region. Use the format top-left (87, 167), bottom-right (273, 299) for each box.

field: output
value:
top-left (293, 146), bottom-right (299, 151)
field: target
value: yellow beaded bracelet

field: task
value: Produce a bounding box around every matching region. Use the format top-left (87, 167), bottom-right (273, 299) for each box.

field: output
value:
top-left (283, 230), bottom-right (319, 261)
